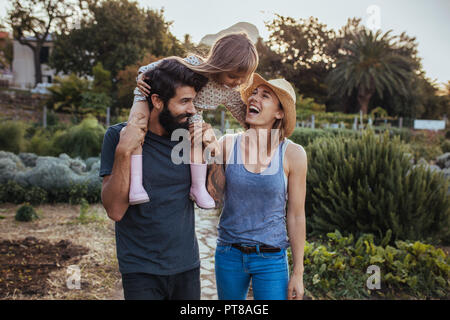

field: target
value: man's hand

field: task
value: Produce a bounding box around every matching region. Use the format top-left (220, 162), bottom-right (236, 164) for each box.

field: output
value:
top-left (287, 273), bottom-right (304, 300)
top-left (137, 73), bottom-right (151, 97)
top-left (117, 113), bottom-right (148, 155)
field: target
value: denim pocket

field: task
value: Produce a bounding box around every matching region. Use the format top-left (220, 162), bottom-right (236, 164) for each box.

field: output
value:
top-left (215, 244), bottom-right (232, 254)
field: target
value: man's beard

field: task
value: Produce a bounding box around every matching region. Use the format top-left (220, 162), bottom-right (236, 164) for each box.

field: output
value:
top-left (158, 105), bottom-right (193, 137)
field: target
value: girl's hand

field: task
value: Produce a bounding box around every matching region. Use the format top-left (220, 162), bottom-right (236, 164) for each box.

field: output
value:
top-left (118, 113), bottom-right (147, 154)
top-left (137, 73), bottom-right (151, 97)
top-left (287, 273), bottom-right (304, 300)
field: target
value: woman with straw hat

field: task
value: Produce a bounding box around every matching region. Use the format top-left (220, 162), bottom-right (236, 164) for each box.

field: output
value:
top-left (197, 73), bottom-right (307, 300)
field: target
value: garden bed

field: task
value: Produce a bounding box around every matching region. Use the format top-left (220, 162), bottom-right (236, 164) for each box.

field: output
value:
top-left (0, 203), bottom-right (120, 299)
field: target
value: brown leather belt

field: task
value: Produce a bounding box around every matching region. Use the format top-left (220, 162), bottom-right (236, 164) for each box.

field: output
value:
top-left (231, 243), bottom-right (281, 254)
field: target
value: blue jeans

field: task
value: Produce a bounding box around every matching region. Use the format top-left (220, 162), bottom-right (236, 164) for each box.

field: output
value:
top-left (215, 244), bottom-right (289, 300)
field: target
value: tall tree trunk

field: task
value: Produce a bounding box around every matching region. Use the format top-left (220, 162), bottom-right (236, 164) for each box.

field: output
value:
top-left (357, 86), bottom-right (374, 115)
top-left (33, 46), bottom-right (42, 86)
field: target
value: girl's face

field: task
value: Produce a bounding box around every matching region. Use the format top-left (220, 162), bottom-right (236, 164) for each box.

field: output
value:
top-left (246, 85), bottom-right (284, 128)
top-left (216, 71), bottom-right (249, 88)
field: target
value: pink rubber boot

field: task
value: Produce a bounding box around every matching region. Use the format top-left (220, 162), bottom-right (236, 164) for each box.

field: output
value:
top-left (129, 155), bottom-right (150, 205)
top-left (189, 163), bottom-right (215, 209)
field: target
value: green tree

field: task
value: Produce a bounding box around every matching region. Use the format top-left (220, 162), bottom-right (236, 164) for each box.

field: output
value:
top-left (262, 15), bottom-right (336, 104)
top-left (326, 29), bottom-right (417, 115)
top-left (46, 73), bottom-right (91, 121)
top-left (6, 0), bottom-right (76, 85)
top-left (50, 0), bottom-right (184, 80)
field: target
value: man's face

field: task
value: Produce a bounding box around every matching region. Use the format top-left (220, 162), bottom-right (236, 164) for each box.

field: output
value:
top-left (159, 85), bottom-right (197, 136)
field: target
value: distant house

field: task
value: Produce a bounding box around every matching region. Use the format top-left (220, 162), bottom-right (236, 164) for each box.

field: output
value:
top-left (11, 34), bottom-right (60, 89)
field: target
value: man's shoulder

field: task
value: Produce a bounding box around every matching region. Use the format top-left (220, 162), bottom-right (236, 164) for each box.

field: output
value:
top-left (107, 122), bottom-right (127, 133)
top-left (102, 122), bottom-right (127, 148)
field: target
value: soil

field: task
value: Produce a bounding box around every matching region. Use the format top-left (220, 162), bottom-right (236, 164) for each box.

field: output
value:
top-left (0, 203), bottom-right (120, 300)
top-left (0, 236), bottom-right (89, 297)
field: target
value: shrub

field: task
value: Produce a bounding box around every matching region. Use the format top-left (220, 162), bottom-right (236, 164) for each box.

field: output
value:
top-left (15, 204), bottom-right (39, 222)
top-left (305, 129), bottom-right (450, 244)
top-left (0, 180), bottom-right (26, 204)
top-left (51, 117), bottom-right (105, 159)
top-left (27, 128), bottom-right (55, 156)
top-left (290, 231), bottom-right (450, 299)
top-left (441, 140), bottom-right (450, 153)
top-left (25, 186), bottom-right (48, 205)
top-left (0, 121), bottom-right (28, 153)
top-left (290, 127), bottom-right (359, 147)
top-left (0, 151), bottom-right (101, 204)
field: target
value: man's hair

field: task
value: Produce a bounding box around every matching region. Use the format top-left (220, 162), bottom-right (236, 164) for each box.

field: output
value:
top-left (143, 58), bottom-right (208, 111)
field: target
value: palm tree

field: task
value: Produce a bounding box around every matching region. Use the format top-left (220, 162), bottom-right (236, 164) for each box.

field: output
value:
top-left (327, 29), bottom-right (415, 114)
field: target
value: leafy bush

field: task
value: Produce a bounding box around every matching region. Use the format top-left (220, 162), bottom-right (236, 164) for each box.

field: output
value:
top-left (0, 180), bottom-right (26, 204)
top-left (441, 140), bottom-right (450, 153)
top-left (290, 231), bottom-right (449, 299)
top-left (290, 127), bottom-right (358, 147)
top-left (51, 117), bottom-right (105, 159)
top-left (0, 121), bottom-right (28, 154)
top-left (0, 180), bottom-right (48, 205)
top-left (27, 128), bottom-right (55, 156)
top-left (46, 74), bottom-right (91, 121)
top-left (0, 151), bottom-right (101, 204)
top-left (15, 204), bottom-right (39, 222)
top-left (305, 129), bottom-right (450, 244)
top-left (406, 130), bottom-right (445, 162)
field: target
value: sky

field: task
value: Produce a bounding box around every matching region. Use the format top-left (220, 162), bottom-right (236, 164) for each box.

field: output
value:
top-left (1, 0), bottom-right (449, 85)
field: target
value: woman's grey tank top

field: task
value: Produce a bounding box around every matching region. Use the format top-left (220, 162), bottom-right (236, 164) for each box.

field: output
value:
top-left (217, 134), bottom-right (291, 248)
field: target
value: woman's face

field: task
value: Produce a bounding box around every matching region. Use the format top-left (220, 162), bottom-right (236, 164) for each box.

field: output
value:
top-left (246, 85), bottom-right (284, 128)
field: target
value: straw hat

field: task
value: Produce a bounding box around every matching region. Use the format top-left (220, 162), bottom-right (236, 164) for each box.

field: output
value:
top-left (240, 73), bottom-right (297, 138)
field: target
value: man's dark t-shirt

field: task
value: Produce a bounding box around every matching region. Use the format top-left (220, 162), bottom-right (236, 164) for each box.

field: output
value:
top-left (99, 123), bottom-right (199, 275)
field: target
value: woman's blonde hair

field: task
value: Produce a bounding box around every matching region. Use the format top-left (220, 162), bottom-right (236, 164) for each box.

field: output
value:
top-left (272, 108), bottom-right (286, 142)
top-left (166, 32), bottom-right (259, 88)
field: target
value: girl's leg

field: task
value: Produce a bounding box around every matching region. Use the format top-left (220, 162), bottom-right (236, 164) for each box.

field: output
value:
top-left (215, 245), bottom-right (251, 300)
top-left (128, 101), bottom-right (150, 205)
top-left (248, 249), bottom-right (289, 300)
top-left (189, 118), bottom-right (215, 209)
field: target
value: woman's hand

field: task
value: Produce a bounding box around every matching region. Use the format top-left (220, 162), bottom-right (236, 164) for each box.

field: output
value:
top-left (287, 273), bottom-right (304, 300)
top-left (137, 73), bottom-right (151, 97)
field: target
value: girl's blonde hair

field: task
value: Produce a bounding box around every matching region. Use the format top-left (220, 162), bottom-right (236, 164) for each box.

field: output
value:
top-left (167, 32), bottom-right (259, 88)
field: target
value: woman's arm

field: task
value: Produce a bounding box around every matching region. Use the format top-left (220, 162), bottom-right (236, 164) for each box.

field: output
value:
top-left (285, 143), bottom-right (308, 300)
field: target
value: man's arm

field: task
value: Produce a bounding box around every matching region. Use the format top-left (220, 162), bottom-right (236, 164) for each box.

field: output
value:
top-left (101, 115), bottom-right (147, 221)
top-left (285, 143), bottom-right (308, 300)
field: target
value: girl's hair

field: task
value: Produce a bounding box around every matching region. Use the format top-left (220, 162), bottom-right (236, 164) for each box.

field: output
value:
top-left (166, 32), bottom-right (259, 88)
